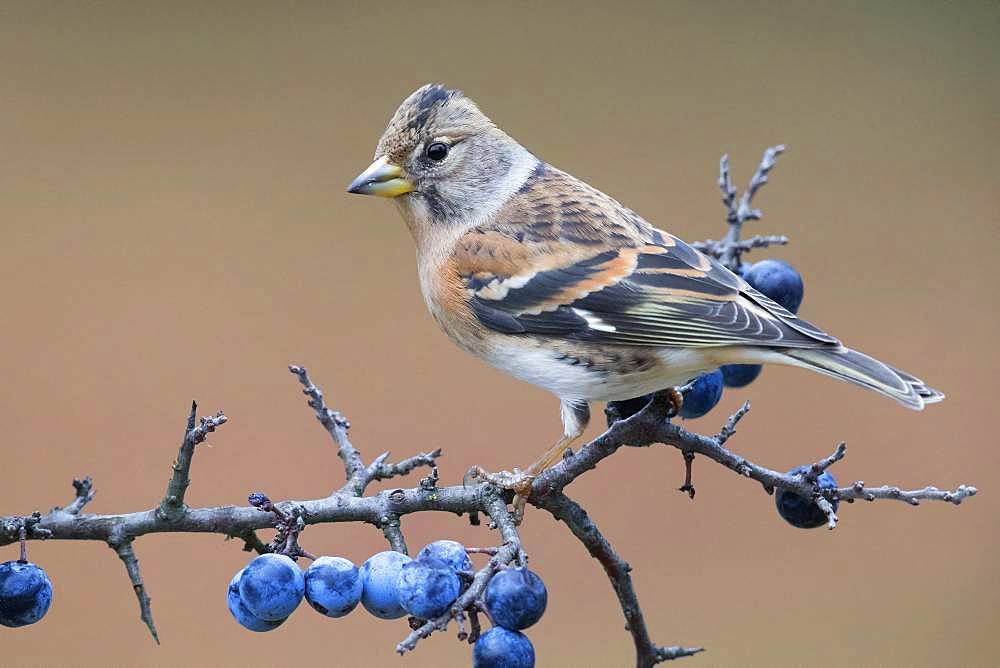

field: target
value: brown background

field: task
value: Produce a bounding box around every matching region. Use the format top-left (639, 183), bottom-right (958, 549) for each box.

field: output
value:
top-left (1, 2), bottom-right (997, 666)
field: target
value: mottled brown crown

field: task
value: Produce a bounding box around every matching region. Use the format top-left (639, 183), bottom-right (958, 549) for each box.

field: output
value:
top-left (375, 84), bottom-right (495, 163)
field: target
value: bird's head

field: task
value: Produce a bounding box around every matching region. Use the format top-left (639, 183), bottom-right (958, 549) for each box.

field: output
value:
top-left (348, 84), bottom-right (536, 233)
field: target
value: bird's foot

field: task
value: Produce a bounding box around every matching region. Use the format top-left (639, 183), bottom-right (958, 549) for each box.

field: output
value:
top-left (463, 465), bottom-right (533, 490)
top-left (464, 466), bottom-right (536, 524)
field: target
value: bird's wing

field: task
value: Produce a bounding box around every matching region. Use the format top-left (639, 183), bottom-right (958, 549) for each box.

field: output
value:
top-left (453, 164), bottom-right (839, 350)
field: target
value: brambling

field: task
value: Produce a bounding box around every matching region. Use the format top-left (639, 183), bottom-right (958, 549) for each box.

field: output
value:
top-left (348, 84), bottom-right (943, 497)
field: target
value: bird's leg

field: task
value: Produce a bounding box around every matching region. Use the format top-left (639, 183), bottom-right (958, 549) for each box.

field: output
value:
top-left (464, 400), bottom-right (590, 523)
top-left (525, 399), bottom-right (590, 472)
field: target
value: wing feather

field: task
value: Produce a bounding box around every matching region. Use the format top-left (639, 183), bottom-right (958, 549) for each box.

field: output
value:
top-left (453, 163), bottom-right (839, 351)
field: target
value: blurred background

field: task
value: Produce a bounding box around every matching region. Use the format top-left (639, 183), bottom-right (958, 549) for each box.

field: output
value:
top-left (1, 2), bottom-right (997, 666)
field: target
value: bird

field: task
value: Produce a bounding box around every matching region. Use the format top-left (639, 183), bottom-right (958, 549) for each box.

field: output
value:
top-left (347, 83), bottom-right (943, 502)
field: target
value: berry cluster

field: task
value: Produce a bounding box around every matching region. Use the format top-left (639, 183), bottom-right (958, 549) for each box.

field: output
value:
top-left (226, 539), bottom-right (546, 667)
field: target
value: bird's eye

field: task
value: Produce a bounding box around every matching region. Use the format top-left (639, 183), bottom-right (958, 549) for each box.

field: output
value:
top-left (426, 142), bottom-right (449, 161)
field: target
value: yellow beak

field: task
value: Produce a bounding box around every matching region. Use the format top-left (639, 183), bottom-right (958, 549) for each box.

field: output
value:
top-left (346, 156), bottom-right (415, 198)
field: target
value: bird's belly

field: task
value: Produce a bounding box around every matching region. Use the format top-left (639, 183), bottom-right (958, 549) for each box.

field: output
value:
top-left (483, 340), bottom-right (719, 402)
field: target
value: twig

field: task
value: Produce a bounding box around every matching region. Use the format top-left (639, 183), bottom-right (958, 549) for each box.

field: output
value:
top-left (535, 492), bottom-right (703, 666)
top-left (60, 477), bottom-right (96, 516)
top-left (465, 546), bottom-right (500, 556)
top-left (736, 145), bottom-right (785, 223)
top-left (366, 450), bottom-right (443, 486)
top-left (109, 530), bottom-right (158, 644)
top-left (719, 154), bottom-right (738, 226)
top-left (716, 401), bottom-right (751, 446)
top-left (158, 402), bottom-right (227, 521)
top-left (248, 493), bottom-right (317, 560)
top-left (810, 442), bottom-right (847, 475)
top-left (289, 365), bottom-right (365, 492)
top-left (712, 145), bottom-right (786, 271)
top-left (691, 234), bottom-right (789, 260)
top-left (290, 367), bottom-right (440, 497)
top-left (678, 452), bottom-right (696, 500)
top-left (653, 409), bottom-right (975, 522)
top-left (468, 606), bottom-right (482, 644)
top-left (838, 482), bottom-right (977, 506)
top-left (380, 516), bottom-right (408, 555)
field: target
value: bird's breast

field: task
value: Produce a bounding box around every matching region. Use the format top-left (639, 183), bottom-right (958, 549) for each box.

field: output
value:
top-left (417, 253), bottom-right (490, 356)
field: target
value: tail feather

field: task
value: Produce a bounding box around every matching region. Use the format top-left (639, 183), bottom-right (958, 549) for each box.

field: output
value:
top-left (783, 347), bottom-right (944, 410)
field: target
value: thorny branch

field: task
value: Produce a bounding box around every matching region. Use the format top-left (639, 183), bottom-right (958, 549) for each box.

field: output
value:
top-left (0, 148), bottom-right (976, 666)
top-left (289, 364), bottom-right (440, 497)
top-left (0, 378), bottom-right (974, 663)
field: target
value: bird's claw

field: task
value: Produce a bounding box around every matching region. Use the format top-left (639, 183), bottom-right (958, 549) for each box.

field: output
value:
top-left (464, 465), bottom-right (533, 489)
top-left (463, 466), bottom-right (536, 524)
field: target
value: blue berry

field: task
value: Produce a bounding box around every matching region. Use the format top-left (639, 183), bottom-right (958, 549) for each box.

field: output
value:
top-left (720, 364), bottom-right (763, 388)
top-left (416, 540), bottom-right (473, 575)
top-left (227, 568), bottom-right (284, 632)
top-left (721, 260), bottom-right (802, 390)
top-left (360, 550), bottom-right (412, 619)
top-left (473, 627), bottom-right (535, 668)
top-left (743, 259), bottom-right (804, 313)
top-left (397, 557), bottom-right (461, 619)
top-left (247, 492), bottom-right (269, 507)
top-left (238, 553), bottom-right (305, 621)
top-left (775, 465), bottom-right (840, 529)
top-left (0, 560), bottom-right (52, 628)
top-left (304, 556), bottom-right (363, 618)
top-left (679, 370), bottom-right (724, 419)
top-left (605, 394), bottom-right (654, 427)
top-left (484, 567), bottom-right (547, 631)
